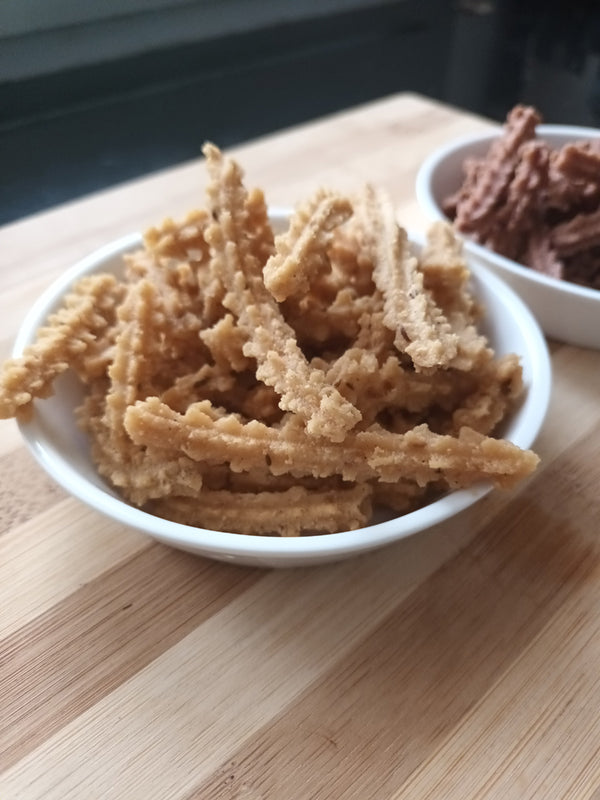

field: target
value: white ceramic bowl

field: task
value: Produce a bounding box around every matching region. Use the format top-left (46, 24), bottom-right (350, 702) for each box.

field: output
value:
top-left (12, 214), bottom-right (551, 568)
top-left (416, 125), bottom-right (600, 350)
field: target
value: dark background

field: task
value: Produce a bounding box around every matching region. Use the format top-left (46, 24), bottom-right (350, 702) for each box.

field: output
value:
top-left (1, 0), bottom-right (599, 225)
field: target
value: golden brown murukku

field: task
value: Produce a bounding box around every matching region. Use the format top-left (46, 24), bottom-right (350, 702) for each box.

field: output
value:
top-left (0, 273), bottom-right (123, 419)
top-left (124, 398), bottom-right (537, 490)
top-left (358, 185), bottom-right (459, 370)
top-left (263, 189), bottom-right (352, 302)
top-left (203, 143), bottom-right (362, 442)
top-left (148, 482), bottom-right (372, 537)
top-left (0, 143), bottom-right (539, 535)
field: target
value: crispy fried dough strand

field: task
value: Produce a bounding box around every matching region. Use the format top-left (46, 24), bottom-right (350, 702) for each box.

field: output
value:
top-left (143, 208), bottom-right (211, 264)
top-left (263, 189), bottom-right (353, 301)
top-left (359, 186), bottom-right (459, 370)
top-left (454, 104), bottom-right (541, 238)
top-left (420, 221), bottom-right (471, 313)
top-left (245, 187), bottom-right (276, 265)
top-left (82, 279), bottom-right (208, 505)
top-left (124, 398), bottom-right (538, 490)
top-left (148, 483), bottom-right (372, 536)
top-left (420, 223), bottom-right (492, 372)
top-left (203, 142), bottom-right (362, 442)
top-left (0, 273), bottom-right (123, 419)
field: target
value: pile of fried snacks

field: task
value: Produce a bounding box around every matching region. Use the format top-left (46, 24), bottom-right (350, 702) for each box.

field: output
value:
top-left (0, 144), bottom-right (539, 536)
top-left (444, 104), bottom-right (600, 290)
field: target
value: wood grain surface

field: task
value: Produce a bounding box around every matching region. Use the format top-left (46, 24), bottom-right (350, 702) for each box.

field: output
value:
top-left (2, 93), bottom-right (600, 800)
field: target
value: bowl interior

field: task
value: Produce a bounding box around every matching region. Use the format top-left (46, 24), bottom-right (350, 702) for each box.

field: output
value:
top-left (13, 220), bottom-right (552, 566)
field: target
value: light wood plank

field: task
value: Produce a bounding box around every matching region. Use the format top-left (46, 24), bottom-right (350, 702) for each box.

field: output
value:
top-left (0, 499), bottom-right (147, 638)
top-left (0, 510), bottom-right (490, 799)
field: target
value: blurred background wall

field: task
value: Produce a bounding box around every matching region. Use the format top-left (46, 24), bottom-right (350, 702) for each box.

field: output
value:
top-left (1, 0), bottom-right (598, 224)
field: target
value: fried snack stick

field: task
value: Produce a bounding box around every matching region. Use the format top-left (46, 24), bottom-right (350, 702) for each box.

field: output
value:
top-left (70, 280), bottom-right (128, 382)
top-left (442, 156), bottom-right (481, 219)
top-left (143, 207), bottom-right (212, 264)
top-left (359, 185), bottom-right (459, 370)
top-left (454, 105), bottom-right (541, 238)
top-left (280, 220), bottom-right (378, 351)
top-left (0, 273), bottom-right (122, 420)
top-left (244, 186), bottom-right (276, 267)
top-left (242, 311), bottom-right (363, 440)
top-left (130, 209), bottom-right (216, 329)
top-left (263, 189), bottom-right (352, 301)
top-left (360, 424), bottom-right (538, 489)
top-left (138, 206), bottom-right (232, 331)
top-left (280, 208), bottom-right (380, 351)
top-left (327, 218), bottom-right (378, 296)
top-left (203, 142), bottom-right (267, 282)
top-left (419, 221), bottom-right (471, 311)
top-left (449, 353), bottom-right (523, 436)
top-left (323, 348), bottom-right (482, 427)
top-left (99, 279), bottom-right (207, 497)
top-left (554, 141), bottom-right (600, 184)
top-left (291, 235), bottom-right (496, 427)
top-left (96, 278), bottom-right (166, 488)
top-left (83, 280), bottom-right (209, 505)
top-left (195, 459), bottom-right (353, 494)
top-left (78, 378), bottom-right (207, 506)
top-left (322, 347), bottom-right (383, 425)
top-left (351, 303), bottom-right (394, 358)
top-left (283, 288), bottom-right (374, 348)
top-left (203, 143), bottom-right (361, 441)
top-left (217, 469), bottom-right (348, 493)
top-left (485, 141), bottom-right (550, 262)
top-left (552, 207), bottom-right (600, 257)
top-left (418, 222), bottom-right (494, 373)
top-left (524, 230), bottom-right (564, 280)
top-left (159, 362), bottom-right (282, 424)
top-left (419, 223), bottom-right (481, 321)
top-left (159, 363), bottom-right (236, 411)
top-left (129, 212), bottom-right (213, 322)
top-left (545, 149), bottom-right (600, 217)
top-left (147, 482), bottom-right (372, 536)
top-left (124, 398), bottom-right (539, 490)
top-left (200, 313), bottom-right (253, 372)
top-left (123, 247), bottom-right (210, 387)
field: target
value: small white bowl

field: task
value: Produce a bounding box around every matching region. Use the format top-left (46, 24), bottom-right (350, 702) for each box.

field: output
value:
top-left (416, 125), bottom-right (600, 350)
top-left (12, 214), bottom-right (551, 568)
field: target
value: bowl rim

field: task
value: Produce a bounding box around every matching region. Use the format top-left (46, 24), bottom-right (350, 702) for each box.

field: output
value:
top-left (13, 223), bottom-right (552, 562)
top-left (415, 124), bottom-right (600, 303)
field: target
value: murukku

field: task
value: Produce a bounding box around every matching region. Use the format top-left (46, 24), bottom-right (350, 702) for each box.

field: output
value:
top-left (0, 143), bottom-right (539, 535)
top-left (445, 103), bottom-right (600, 290)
